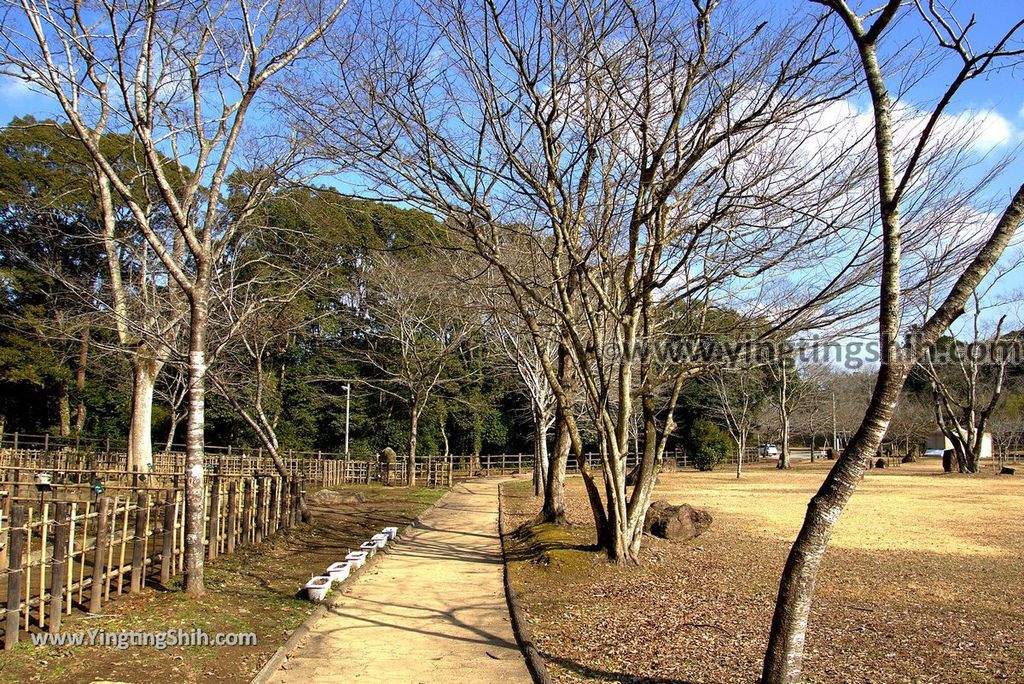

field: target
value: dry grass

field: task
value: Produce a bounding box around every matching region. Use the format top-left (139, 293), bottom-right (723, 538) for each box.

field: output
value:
top-left (660, 462), bottom-right (1021, 556)
top-left (503, 460), bottom-right (1024, 684)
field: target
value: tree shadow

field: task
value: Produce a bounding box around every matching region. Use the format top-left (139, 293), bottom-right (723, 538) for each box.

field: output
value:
top-left (543, 654), bottom-right (697, 683)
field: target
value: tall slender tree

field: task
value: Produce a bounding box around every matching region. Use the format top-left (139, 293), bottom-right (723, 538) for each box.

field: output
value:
top-left (4, 0), bottom-right (349, 593)
top-left (762, 2), bottom-right (1024, 681)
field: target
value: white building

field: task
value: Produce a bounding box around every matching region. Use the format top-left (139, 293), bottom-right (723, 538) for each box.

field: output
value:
top-left (924, 430), bottom-right (992, 460)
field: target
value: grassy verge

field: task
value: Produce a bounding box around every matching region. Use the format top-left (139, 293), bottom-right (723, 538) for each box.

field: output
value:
top-left (0, 484), bottom-right (445, 684)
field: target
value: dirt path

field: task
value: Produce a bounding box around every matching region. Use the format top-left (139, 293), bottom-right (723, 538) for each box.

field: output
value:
top-left (268, 479), bottom-right (531, 684)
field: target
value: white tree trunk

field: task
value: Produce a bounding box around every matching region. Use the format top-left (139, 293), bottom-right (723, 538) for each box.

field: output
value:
top-left (128, 361), bottom-right (161, 472)
top-left (408, 404), bottom-right (420, 487)
top-left (183, 297), bottom-right (208, 595)
top-left (736, 433), bottom-right (746, 479)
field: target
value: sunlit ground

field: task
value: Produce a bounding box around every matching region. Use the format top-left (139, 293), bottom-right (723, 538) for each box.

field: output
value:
top-left (504, 459), bottom-right (1024, 683)
top-left (658, 459), bottom-right (1022, 557)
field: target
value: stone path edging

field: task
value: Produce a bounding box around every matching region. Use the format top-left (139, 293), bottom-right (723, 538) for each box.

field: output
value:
top-left (249, 487), bottom-right (454, 684)
top-left (497, 481), bottom-right (553, 684)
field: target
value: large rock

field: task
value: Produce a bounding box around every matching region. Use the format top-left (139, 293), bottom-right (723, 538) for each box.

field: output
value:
top-left (643, 500), bottom-right (712, 541)
top-left (308, 489), bottom-right (366, 506)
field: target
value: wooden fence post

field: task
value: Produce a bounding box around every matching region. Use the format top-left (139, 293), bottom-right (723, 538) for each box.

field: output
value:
top-left (207, 476), bottom-right (220, 561)
top-left (131, 493), bottom-right (148, 593)
top-left (160, 493), bottom-right (174, 586)
top-left (268, 475), bottom-right (276, 532)
top-left (242, 479), bottom-right (253, 545)
top-left (48, 502), bottom-right (69, 634)
top-left (4, 505), bottom-right (26, 649)
top-left (254, 477), bottom-right (265, 544)
top-left (90, 496), bottom-right (110, 613)
top-left (226, 481), bottom-right (238, 554)
top-left (281, 477), bottom-right (291, 530)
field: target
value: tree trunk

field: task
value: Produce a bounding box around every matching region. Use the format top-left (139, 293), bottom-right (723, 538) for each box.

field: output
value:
top-left (778, 412), bottom-right (791, 469)
top-left (533, 409), bottom-right (549, 497)
top-left (598, 448), bottom-right (645, 565)
top-left (736, 433), bottom-right (745, 479)
top-left (439, 414), bottom-right (449, 460)
top-left (609, 393), bottom-right (666, 564)
top-left (541, 340), bottom-right (574, 523)
top-left (128, 361), bottom-right (160, 472)
top-left (164, 414), bottom-right (181, 452)
top-left (762, 367), bottom-right (905, 683)
top-left (183, 296), bottom-right (208, 596)
top-left (942, 449), bottom-right (954, 473)
top-left (74, 327), bottom-right (89, 433)
top-left (531, 405), bottom-right (551, 496)
top-left (57, 381), bottom-right (71, 437)
top-left (541, 405), bottom-right (570, 523)
top-left (408, 404), bottom-right (419, 487)
top-left (533, 439), bottom-right (543, 496)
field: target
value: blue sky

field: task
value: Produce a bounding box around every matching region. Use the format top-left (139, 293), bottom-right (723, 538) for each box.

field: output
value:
top-left (2, 0), bottom-right (1023, 332)
top-left (3, 1), bottom-right (1022, 185)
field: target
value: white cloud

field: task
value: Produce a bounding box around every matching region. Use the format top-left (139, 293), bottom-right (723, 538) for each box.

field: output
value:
top-left (947, 109), bottom-right (1013, 152)
top-left (0, 76), bottom-right (35, 99)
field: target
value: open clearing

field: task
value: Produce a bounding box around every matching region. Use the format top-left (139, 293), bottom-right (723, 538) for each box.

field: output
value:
top-left (0, 484), bottom-right (444, 684)
top-left (503, 461), bottom-right (1024, 684)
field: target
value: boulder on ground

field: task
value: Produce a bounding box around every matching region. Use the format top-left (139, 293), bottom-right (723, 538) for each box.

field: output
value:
top-left (901, 453), bottom-right (917, 463)
top-left (875, 458), bottom-right (887, 469)
top-left (643, 500), bottom-right (712, 541)
top-left (308, 489), bottom-right (366, 505)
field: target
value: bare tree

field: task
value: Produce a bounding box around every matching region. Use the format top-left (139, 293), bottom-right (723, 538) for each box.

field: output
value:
top-left (990, 390), bottom-right (1024, 466)
top-left (206, 205), bottom-right (340, 518)
top-left (99, 194), bottom-right (187, 473)
top-left (762, 2), bottom-right (1024, 681)
top-left (157, 365), bottom-right (188, 452)
top-left (767, 359), bottom-right (798, 469)
top-left (491, 290), bottom-right (558, 496)
top-left (350, 253), bottom-right (478, 486)
top-left (921, 292), bottom-right (1018, 473)
top-left (301, 0), bottom-right (890, 562)
top-left (710, 368), bottom-right (765, 478)
top-left (884, 390), bottom-right (933, 460)
top-left (765, 358), bottom-right (831, 468)
top-left (0, 117), bottom-right (177, 455)
top-left (4, 0), bottom-right (348, 593)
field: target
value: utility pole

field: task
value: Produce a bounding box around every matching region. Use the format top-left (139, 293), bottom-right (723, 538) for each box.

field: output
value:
top-left (344, 384), bottom-right (351, 456)
top-left (832, 391), bottom-right (838, 452)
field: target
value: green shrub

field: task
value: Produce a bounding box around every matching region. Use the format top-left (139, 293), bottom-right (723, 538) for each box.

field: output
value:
top-left (689, 419), bottom-right (733, 472)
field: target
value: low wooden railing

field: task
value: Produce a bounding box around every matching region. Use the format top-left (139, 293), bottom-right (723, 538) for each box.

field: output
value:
top-left (0, 473), bottom-right (305, 649)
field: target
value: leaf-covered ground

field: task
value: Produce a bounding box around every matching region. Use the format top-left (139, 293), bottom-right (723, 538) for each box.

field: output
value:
top-left (0, 483), bottom-right (444, 683)
top-left (503, 461), bottom-right (1024, 683)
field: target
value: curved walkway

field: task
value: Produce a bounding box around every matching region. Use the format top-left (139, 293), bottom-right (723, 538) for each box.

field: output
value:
top-left (267, 479), bottom-right (531, 683)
